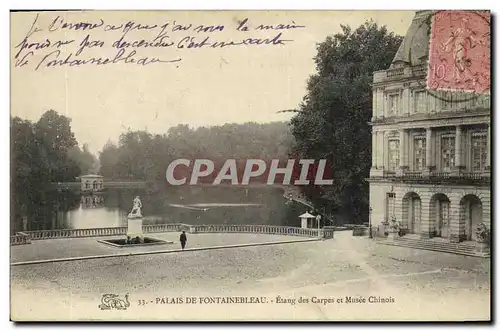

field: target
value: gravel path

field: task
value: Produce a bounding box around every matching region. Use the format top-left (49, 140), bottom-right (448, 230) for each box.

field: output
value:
top-left (10, 232), bottom-right (490, 321)
top-left (10, 233), bottom-right (312, 263)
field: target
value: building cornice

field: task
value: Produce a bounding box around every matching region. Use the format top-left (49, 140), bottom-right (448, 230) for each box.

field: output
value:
top-left (369, 110), bottom-right (490, 130)
top-left (366, 177), bottom-right (490, 187)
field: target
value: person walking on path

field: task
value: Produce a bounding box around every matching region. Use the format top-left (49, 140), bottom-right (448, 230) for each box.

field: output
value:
top-left (179, 231), bottom-right (187, 250)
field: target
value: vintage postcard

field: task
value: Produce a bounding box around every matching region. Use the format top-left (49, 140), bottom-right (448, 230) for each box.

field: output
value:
top-left (10, 10), bottom-right (491, 322)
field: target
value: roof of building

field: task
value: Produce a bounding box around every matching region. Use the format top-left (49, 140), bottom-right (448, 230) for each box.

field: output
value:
top-left (299, 212), bottom-right (316, 219)
top-left (391, 10), bottom-right (433, 67)
top-left (80, 174), bottom-right (103, 178)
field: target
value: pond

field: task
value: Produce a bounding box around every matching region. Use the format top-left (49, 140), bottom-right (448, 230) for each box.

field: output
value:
top-left (11, 186), bottom-right (306, 234)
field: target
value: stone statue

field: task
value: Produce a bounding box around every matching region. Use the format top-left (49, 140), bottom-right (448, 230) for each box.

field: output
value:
top-left (128, 196), bottom-right (143, 218)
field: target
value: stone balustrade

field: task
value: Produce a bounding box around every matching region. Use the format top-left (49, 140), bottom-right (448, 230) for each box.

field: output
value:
top-left (10, 233), bottom-right (31, 245)
top-left (143, 223), bottom-right (190, 233)
top-left (386, 67), bottom-right (404, 77)
top-left (322, 226), bottom-right (335, 239)
top-left (373, 64), bottom-right (428, 83)
top-left (12, 223), bottom-right (335, 245)
top-left (189, 224), bottom-right (322, 238)
top-left (20, 227), bottom-right (129, 240)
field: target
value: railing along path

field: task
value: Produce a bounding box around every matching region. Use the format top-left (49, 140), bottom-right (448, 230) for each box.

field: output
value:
top-left (12, 223), bottom-right (335, 244)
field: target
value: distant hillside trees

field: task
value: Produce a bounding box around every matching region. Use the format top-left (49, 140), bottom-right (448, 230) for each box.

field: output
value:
top-left (98, 122), bottom-right (295, 181)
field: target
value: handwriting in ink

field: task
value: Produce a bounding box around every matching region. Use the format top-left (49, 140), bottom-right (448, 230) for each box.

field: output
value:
top-left (14, 38), bottom-right (75, 60)
top-left (75, 35), bottom-right (105, 56)
top-left (104, 23), bottom-right (124, 32)
top-left (34, 48), bottom-right (181, 71)
top-left (14, 38), bottom-right (50, 59)
top-left (152, 23), bottom-right (171, 41)
top-left (172, 21), bottom-right (192, 32)
top-left (48, 15), bottom-right (104, 32)
top-left (22, 13), bottom-right (43, 38)
top-left (177, 32), bottom-right (292, 49)
top-left (13, 12), bottom-right (43, 60)
top-left (14, 51), bottom-right (34, 67)
top-left (255, 21), bottom-right (306, 30)
top-left (236, 18), bottom-right (250, 32)
top-left (112, 35), bottom-right (175, 49)
top-left (13, 14), bottom-right (305, 71)
top-left (120, 21), bottom-right (160, 36)
top-left (13, 14), bottom-right (75, 66)
top-left (193, 24), bottom-right (225, 33)
top-left (93, 20), bottom-right (163, 35)
top-left (235, 18), bottom-right (306, 32)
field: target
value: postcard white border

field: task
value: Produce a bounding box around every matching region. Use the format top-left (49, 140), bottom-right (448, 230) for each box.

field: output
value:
top-left (3, 0), bottom-right (497, 330)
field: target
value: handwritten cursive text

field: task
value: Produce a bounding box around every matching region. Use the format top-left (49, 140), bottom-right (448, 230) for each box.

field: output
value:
top-left (35, 49), bottom-right (181, 70)
top-left (12, 13), bottom-right (306, 71)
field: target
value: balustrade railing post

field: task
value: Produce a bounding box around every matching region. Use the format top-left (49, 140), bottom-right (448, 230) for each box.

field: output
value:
top-left (14, 224), bottom-right (322, 243)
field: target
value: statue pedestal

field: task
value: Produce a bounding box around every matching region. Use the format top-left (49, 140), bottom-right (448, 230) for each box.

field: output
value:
top-left (127, 216), bottom-right (144, 241)
top-left (387, 230), bottom-right (399, 241)
top-left (475, 240), bottom-right (490, 254)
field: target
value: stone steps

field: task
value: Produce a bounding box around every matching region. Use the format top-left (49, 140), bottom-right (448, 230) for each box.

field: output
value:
top-left (378, 237), bottom-right (489, 258)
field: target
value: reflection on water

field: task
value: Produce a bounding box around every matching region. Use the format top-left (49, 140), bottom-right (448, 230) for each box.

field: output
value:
top-left (65, 196), bottom-right (127, 229)
top-left (11, 187), bottom-right (304, 233)
top-left (80, 195), bottom-right (105, 209)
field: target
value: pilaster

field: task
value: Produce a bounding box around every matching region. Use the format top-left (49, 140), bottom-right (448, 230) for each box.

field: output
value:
top-left (371, 131), bottom-right (377, 169)
top-left (378, 131), bottom-right (384, 171)
top-left (396, 129), bottom-right (409, 176)
top-left (383, 131), bottom-right (388, 170)
top-left (402, 87), bottom-right (410, 115)
top-left (452, 125), bottom-right (465, 176)
top-left (423, 127), bottom-right (435, 176)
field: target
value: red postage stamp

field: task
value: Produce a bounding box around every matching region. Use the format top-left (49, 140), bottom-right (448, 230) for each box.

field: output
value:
top-left (427, 10), bottom-right (490, 94)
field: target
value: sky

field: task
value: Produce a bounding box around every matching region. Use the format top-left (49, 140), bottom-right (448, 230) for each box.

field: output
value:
top-left (10, 10), bottom-right (415, 154)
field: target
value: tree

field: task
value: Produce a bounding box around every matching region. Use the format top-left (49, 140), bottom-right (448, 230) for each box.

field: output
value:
top-left (34, 110), bottom-right (79, 181)
top-left (99, 140), bottom-right (121, 178)
top-left (68, 143), bottom-right (98, 175)
top-left (11, 110), bottom-right (84, 231)
top-left (11, 117), bottom-right (38, 208)
top-left (97, 122), bottom-right (295, 182)
top-left (289, 21), bottom-right (403, 222)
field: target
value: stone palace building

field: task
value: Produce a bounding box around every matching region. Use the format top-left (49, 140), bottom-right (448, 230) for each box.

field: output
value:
top-left (369, 11), bottom-right (490, 243)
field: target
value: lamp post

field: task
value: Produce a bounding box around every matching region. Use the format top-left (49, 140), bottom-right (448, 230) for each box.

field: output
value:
top-left (316, 214), bottom-right (322, 238)
top-left (369, 207), bottom-right (373, 239)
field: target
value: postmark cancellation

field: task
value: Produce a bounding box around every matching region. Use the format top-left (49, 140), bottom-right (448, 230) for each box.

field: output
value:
top-left (427, 10), bottom-right (490, 94)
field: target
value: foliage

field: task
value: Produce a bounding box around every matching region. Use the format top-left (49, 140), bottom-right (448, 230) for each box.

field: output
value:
top-left (289, 21), bottom-right (403, 222)
top-left (11, 110), bottom-right (93, 228)
top-left (98, 122), bottom-right (295, 181)
top-left (68, 143), bottom-right (98, 175)
top-left (11, 110), bottom-right (91, 183)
